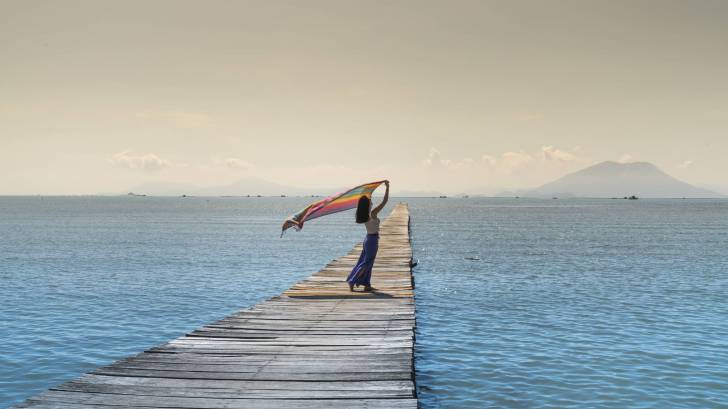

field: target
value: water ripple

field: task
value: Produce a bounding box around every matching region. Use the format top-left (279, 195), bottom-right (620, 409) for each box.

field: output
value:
top-left (412, 198), bottom-right (728, 408)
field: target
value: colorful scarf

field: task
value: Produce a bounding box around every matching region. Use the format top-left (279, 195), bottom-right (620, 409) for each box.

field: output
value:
top-left (281, 180), bottom-right (385, 236)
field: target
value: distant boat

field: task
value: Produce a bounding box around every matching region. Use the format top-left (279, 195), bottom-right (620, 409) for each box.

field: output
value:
top-left (464, 256), bottom-right (480, 261)
top-left (439, 195), bottom-right (447, 198)
top-left (127, 192), bottom-right (146, 197)
top-left (280, 194), bottom-right (287, 198)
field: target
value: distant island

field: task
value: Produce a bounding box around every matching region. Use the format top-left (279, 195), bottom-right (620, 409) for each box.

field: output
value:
top-left (120, 178), bottom-right (448, 198)
top-left (117, 162), bottom-right (720, 199)
top-left (524, 161), bottom-right (719, 198)
top-left (121, 177), bottom-right (325, 197)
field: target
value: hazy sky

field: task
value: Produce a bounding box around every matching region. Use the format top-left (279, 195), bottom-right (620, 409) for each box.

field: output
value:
top-left (2, 0), bottom-right (727, 194)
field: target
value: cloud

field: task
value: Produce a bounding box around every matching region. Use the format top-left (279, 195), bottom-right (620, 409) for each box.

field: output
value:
top-left (223, 157), bottom-right (254, 170)
top-left (422, 148), bottom-right (451, 167)
top-left (417, 145), bottom-right (587, 192)
top-left (135, 110), bottom-right (213, 128)
top-left (208, 157), bottom-right (255, 171)
top-left (111, 150), bottom-right (172, 171)
top-left (540, 145), bottom-right (576, 162)
top-left (481, 154), bottom-right (497, 167)
top-left (489, 146), bottom-right (578, 170)
top-left (618, 153), bottom-right (634, 163)
top-left (677, 160), bottom-right (694, 169)
top-left (426, 145), bottom-right (580, 175)
top-left (499, 151), bottom-right (533, 170)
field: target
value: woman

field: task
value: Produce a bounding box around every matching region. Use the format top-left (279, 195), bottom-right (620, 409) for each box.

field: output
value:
top-left (346, 180), bottom-right (389, 292)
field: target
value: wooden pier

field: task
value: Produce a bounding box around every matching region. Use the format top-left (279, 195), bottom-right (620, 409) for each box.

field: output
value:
top-left (15, 203), bottom-right (417, 408)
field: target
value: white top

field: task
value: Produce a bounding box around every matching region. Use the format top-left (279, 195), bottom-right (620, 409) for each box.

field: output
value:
top-left (364, 214), bottom-right (380, 234)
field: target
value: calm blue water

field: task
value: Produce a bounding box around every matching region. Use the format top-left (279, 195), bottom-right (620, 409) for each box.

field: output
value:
top-left (1, 197), bottom-right (727, 408)
top-left (410, 198), bottom-right (728, 408)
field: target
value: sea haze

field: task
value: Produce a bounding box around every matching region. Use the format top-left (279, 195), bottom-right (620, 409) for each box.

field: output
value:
top-left (1, 197), bottom-right (728, 408)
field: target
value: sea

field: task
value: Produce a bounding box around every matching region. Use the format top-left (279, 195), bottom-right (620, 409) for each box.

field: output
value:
top-left (1, 196), bottom-right (727, 408)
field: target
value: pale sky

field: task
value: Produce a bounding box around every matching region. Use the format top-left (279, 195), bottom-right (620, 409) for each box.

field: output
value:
top-left (2, 0), bottom-right (727, 195)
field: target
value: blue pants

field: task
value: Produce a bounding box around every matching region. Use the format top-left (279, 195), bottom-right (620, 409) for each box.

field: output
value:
top-left (346, 233), bottom-right (379, 286)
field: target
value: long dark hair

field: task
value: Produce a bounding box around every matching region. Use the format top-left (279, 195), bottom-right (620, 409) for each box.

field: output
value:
top-left (355, 196), bottom-right (370, 223)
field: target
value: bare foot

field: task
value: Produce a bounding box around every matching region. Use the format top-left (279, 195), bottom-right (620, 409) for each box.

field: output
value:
top-left (348, 283), bottom-right (354, 292)
top-left (363, 286), bottom-right (375, 292)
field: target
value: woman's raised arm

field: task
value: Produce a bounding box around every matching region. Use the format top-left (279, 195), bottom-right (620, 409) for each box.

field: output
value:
top-left (371, 180), bottom-right (389, 218)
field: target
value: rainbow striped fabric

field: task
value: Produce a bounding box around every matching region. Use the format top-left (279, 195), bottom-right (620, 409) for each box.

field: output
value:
top-left (281, 180), bottom-right (386, 236)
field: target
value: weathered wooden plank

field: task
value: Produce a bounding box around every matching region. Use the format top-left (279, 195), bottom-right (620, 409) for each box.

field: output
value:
top-left (19, 393), bottom-right (419, 409)
top-left (102, 363), bottom-right (412, 374)
top-left (74, 374), bottom-right (415, 391)
top-left (14, 203), bottom-right (416, 408)
top-left (117, 353), bottom-right (413, 364)
top-left (90, 368), bottom-right (413, 381)
top-left (53, 382), bottom-right (413, 399)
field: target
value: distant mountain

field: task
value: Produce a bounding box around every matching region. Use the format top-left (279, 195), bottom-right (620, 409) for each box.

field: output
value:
top-left (127, 177), bottom-right (329, 196)
top-left (525, 161), bottom-right (719, 198)
top-left (697, 183), bottom-right (728, 196)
